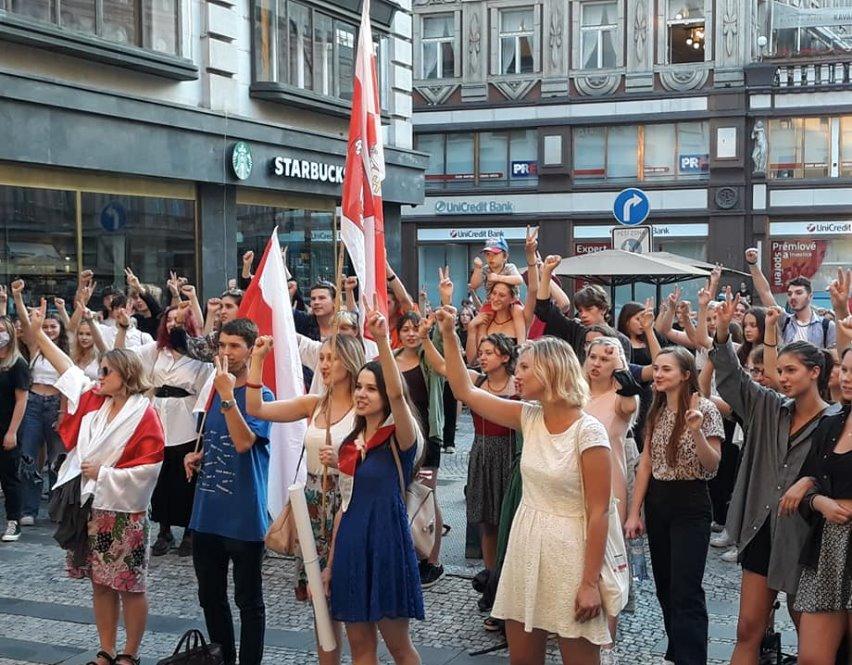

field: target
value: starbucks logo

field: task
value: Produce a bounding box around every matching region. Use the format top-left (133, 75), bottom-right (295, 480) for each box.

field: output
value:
top-left (231, 142), bottom-right (253, 181)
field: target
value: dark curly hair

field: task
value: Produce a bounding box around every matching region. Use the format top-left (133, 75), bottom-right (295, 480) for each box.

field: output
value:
top-left (478, 333), bottom-right (518, 374)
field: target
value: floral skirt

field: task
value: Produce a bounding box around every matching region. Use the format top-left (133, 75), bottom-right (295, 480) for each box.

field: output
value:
top-left (67, 508), bottom-right (150, 593)
top-left (295, 472), bottom-right (341, 601)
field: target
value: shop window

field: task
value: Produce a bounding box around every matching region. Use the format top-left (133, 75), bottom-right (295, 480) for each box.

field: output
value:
top-left (288, 1), bottom-right (313, 90)
top-left (607, 126), bottom-right (639, 180)
top-left (499, 8), bottom-right (535, 74)
top-left (676, 122), bottom-right (710, 178)
top-left (580, 1), bottom-right (618, 70)
top-left (7, 0), bottom-right (181, 54)
top-left (840, 117), bottom-right (852, 177)
top-left (509, 129), bottom-right (539, 186)
top-left (574, 127), bottom-right (607, 180)
top-left (416, 133), bottom-right (447, 185)
top-left (643, 124), bottom-right (677, 179)
top-left (0, 186), bottom-right (77, 303)
top-left (81, 193), bottom-right (196, 300)
top-left (421, 14), bottom-right (455, 79)
top-left (768, 117), bottom-right (830, 179)
top-left (336, 22), bottom-right (356, 102)
top-left (667, 0), bottom-right (705, 64)
top-left (446, 133), bottom-right (476, 185)
top-left (236, 207), bottom-right (336, 293)
top-left (770, 0), bottom-right (852, 59)
top-left (479, 132), bottom-right (509, 186)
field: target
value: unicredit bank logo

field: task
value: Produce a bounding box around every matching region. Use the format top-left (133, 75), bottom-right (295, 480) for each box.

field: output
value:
top-left (805, 222), bottom-right (852, 234)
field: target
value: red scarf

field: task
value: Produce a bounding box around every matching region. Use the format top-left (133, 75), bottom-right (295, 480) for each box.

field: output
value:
top-left (337, 418), bottom-right (396, 478)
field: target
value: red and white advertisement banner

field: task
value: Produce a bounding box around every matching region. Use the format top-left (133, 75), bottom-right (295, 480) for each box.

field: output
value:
top-left (770, 239), bottom-right (828, 293)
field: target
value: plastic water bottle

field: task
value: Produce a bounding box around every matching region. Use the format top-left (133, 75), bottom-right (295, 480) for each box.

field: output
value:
top-left (629, 538), bottom-right (648, 582)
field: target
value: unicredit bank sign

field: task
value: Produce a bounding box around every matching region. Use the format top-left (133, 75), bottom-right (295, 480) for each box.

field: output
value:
top-left (434, 199), bottom-right (515, 215)
top-left (271, 156), bottom-right (345, 184)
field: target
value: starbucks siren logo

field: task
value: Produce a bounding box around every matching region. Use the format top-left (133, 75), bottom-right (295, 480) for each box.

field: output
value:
top-left (231, 142), bottom-right (253, 180)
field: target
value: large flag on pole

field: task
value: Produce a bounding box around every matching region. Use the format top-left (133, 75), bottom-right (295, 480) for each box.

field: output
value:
top-left (238, 228), bottom-right (307, 517)
top-left (340, 0), bottom-right (388, 330)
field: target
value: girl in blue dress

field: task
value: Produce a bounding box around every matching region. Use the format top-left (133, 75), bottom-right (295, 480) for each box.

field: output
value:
top-left (326, 298), bottom-right (424, 663)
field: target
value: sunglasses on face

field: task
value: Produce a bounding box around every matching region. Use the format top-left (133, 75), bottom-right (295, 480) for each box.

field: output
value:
top-left (98, 366), bottom-right (113, 379)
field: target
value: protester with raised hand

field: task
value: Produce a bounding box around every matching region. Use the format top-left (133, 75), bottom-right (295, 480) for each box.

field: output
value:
top-left (434, 303), bottom-right (612, 664)
top-left (11, 281), bottom-right (69, 526)
top-left (710, 287), bottom-right (840, 664)
top-left (68, 299), bottom-right (108, 381)
top-left (185, 318), bottom-right (273, 665)
top-left (0, 314), bottom-right (28, 543)
top-left (175, 288), bottom-right (243, 363)
top-left (624, 344), bottom-right (723, 665)
top-left (99, 292), bottom-right (154, 350)
top-left (118, 302), bottom-right (212, 557)
top-left (29, 300), bottom-right (164, 665)
top-left (746, 248), bottom-right (836, 348)
top-left (828, 268), bottom-right (851, 351)
top-left (790, 346), bottom-right (852, 665)
top-left (246, 333), bottom-right (363, 665)
top-left (326, 296), bottom-right (423, 665)
top-left (124, 268), bottom-right (162, 339)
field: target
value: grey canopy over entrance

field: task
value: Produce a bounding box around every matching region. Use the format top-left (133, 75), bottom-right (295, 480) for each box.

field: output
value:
top-left (552, 249), bottom-right (711, 286)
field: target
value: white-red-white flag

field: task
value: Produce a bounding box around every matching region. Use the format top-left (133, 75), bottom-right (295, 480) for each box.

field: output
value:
top-left (238, 228), bottom-right (307, 517)
top-left (341, 0), bottom-right (388, 331)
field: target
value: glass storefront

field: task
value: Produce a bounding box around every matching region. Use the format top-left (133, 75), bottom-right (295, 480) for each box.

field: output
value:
top-left (236, 205), bottom-right (337, 293)
top-left (81, 193), bottom-right (195, 296)
top-left (0, 182), bottom-right (195, 306)
top-left (0, 186), bottom-right (77, 300)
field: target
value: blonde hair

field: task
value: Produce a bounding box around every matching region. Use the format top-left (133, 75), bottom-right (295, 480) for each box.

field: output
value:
top-left (518, 336), bottom-right (589, 407)
top-left (0, 317), bottom-right (21, 371)
top-left (317, 334), bottom-right (366, 411)
top-left (586, 336), bottom-right (628, 371)
top-left (102, 349), bottom-right (152, 395)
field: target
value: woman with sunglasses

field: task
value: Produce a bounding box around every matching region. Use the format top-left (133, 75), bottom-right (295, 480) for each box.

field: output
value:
top-left (28, 306), bottom-right (165, 665)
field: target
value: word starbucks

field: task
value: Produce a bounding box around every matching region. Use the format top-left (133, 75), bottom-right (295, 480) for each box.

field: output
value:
top-left (271, 156), bottom-right (345, 184)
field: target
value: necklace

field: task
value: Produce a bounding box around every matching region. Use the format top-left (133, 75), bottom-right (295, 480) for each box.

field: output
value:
top-left (491, 314), bottom-right (512, 326)
top-left (487, 376), bottom-right (512, 394)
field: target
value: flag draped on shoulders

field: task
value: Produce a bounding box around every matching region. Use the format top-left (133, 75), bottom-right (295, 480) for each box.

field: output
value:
top-left (340, 0), bottom-right (388, 335)
top-left (238, 228), bottom-right (307, 517)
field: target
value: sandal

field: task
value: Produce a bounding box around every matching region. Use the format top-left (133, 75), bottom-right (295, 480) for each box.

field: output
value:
top-left (86, 651), bottom-right (115, 665)
top-left (114, 655), bottom-right (140, 665)
top-left (483, 617), bottom-right (504, 632)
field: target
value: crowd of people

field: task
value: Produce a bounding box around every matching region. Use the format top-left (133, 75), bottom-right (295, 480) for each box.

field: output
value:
top-left (0, 231), bottom-right (849, 665)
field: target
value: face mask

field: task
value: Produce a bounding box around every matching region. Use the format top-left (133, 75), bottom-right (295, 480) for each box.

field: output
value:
top-left (0, 332), bottom-right (10, 348)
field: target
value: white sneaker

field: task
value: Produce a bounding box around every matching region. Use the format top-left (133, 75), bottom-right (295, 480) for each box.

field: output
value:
top-left (18, 515), bottom-right (35, 527)
top-left (1, 521), bottom-right (20, 542)
top-left (710, 529), bottom-right (733, 548)
top-left (600, 648), bottom-right (618, 665)
top-left (720, 546), bottom-right (739, 562)
top-left (711, 521), bottom-right (724, 533)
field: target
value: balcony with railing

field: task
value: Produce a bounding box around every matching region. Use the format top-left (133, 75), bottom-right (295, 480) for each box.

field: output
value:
top-left (748, 0), bottom-right (852, 90)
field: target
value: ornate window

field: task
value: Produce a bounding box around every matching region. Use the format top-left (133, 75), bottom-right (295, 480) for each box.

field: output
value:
top-left (768, 117), bottom-right (830, 179)
top-left (421, 14), bottom-right (455, 79)
top-left (666, 0), bottom-right (706, 63)
top-left (499, 8), bottom-right (536, 74)
top-left (579, 1), bottom-right (618, 69)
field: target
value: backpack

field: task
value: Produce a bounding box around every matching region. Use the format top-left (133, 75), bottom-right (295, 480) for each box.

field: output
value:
top-left (781, 314), bottom-right (830, 347)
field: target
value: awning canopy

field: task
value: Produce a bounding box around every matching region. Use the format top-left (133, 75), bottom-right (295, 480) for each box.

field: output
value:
top-left (648, 251), bottom-right (750, 278)
top-left (552, 249), bottom-right (711, 286)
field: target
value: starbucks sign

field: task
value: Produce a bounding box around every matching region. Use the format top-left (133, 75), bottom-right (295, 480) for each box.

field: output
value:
top-left (231, 142), bottom-right (253, 180)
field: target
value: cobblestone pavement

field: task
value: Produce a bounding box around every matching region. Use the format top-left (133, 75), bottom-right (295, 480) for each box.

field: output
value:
top-left (0, 411), bottom-right (797, 664)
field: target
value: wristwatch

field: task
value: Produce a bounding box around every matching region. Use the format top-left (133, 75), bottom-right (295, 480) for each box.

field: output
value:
top-left (220, 399), bottom-right (235, 412)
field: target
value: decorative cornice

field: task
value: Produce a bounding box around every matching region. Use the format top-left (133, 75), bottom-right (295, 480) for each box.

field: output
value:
top-left (493, 78), bottom-right (538, 101)
top-left (414, 83), bottom-right (460, 105)
top-left (659, 67), bottom-right (710, 92)
top-left (574, 73), bottom-right (621, 96)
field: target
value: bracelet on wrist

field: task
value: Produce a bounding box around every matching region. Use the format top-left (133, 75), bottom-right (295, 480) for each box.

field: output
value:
top-left (763, 342), bottom-right (777, 348)
top-left (246, 382), bottom-right (263, 390)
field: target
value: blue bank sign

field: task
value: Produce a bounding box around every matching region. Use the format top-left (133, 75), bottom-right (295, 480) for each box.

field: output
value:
top-left (613, 188), bottom-right (650, 226)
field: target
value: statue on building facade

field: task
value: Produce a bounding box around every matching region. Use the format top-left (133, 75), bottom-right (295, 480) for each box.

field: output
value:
top-left (751, 120), bottom-right (767, 174)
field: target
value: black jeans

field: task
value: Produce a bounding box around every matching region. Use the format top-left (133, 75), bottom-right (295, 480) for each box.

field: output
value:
top-left (708, 419), bottom-right (739, 525)
top-left (192, 531), bottom-right (265, 665)
top-left (442, 382), bottom-right (457, 449)
top-left (646, 478), bottom-right (712, 665)
top-left (0, 445), bottom-right (21, 522)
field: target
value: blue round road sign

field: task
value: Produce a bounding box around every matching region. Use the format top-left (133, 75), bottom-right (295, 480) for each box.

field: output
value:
top-left (613, 188), bottom-right (650, 226)
top-left (100, 202), bottom-right (127, 232)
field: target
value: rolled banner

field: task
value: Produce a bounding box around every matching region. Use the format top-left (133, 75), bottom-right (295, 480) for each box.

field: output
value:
top-left (288, 483), bottom-right (337, 653)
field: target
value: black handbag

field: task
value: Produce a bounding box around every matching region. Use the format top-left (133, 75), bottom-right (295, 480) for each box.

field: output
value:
top-left (156, 630), bottom-right (223, 665)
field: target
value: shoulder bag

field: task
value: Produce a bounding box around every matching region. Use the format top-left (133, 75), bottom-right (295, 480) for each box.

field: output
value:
top-left (390, 438), bottom-right (437, 559)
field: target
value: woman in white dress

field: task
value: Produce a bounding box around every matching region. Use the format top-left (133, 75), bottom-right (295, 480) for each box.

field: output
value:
top-left (435, 303), bottom-right (612, 665)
